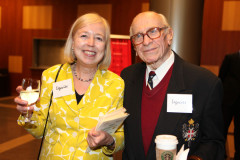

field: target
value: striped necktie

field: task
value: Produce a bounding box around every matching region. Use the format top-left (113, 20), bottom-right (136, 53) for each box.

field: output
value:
top-left (148, 71), bottom-right (156, 90)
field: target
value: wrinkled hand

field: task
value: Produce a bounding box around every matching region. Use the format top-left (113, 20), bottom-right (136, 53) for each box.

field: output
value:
top-left (14, 86), bottom-right (34, 115)
top-left (87, 127), bottom-right (115, 150)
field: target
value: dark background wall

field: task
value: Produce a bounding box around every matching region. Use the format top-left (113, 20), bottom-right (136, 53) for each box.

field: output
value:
top-left (201, 0), bottom-right (240, 65)
top-left (0, 0), bottom-right (147, 95)
top-left (0, 0), bottom-right (240, 95)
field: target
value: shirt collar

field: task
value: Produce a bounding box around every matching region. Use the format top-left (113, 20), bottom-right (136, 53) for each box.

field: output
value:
top-left (146, 51), bottom-right (175, 85)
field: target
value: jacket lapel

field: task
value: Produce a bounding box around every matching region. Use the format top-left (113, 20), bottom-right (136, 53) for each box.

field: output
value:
top-left (59, 64), bottom-right (79, 114)
top-left (129, 63), bottom-right (147, 158)
top-left (60, 67), bottom-right (107, 115)
top-left (79, 69), bottom-right (103, 109)
top-left (146, 53), bottom-right (190, 159)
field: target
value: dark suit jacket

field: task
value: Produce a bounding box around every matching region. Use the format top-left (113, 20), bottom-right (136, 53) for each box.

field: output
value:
top-left (219, 52), bottom-right (240, 106)
top-left (120, 53), bottom-right (225, 160)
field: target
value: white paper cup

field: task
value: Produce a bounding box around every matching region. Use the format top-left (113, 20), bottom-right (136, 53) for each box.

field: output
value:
top-left (155, 135), bottom-right (178, 160)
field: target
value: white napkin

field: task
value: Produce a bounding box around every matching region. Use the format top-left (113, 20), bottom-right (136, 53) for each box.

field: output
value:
top-left (176, 145), bottom-right (189, 160)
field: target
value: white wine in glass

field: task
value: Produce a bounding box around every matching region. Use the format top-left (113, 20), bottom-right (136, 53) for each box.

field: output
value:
top-left (20, 78), bottom-right (40, 123)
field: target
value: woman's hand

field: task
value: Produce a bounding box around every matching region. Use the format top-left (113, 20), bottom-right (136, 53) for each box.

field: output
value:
top-left (87, 127), bottom-right (115, 150)
top-left (14, 86), bottom-right (34, 116)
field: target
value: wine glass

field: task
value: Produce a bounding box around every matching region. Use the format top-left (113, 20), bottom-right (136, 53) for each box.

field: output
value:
top-left (20, 78), bottom-right (40, 123)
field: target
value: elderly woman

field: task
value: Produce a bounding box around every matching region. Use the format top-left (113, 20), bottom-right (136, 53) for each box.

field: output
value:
top-left (15, 13), bottom-right (124, 159)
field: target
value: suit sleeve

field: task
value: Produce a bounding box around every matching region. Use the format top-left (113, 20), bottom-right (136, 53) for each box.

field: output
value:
top-left (219, 55), bottom-right (230, 81)
top-left (17, 65), bottom-right (62, 138)
top-left (17, 68), bottom-right (54, 138)
top-left (102, 77), bottom-right (125, 155)
top-left (192, 78), bottom-right (225, 159)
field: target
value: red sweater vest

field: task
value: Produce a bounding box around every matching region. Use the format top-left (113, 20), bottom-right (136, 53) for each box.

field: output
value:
top-left (141, 65), bottom-right (173, 155)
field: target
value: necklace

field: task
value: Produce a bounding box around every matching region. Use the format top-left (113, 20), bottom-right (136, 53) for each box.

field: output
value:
top-left (72, 64), bottom-right (94, 82)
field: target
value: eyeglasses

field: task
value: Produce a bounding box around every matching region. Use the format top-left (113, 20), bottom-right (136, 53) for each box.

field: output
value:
top-left (131, 26), bottom-right (168, 46)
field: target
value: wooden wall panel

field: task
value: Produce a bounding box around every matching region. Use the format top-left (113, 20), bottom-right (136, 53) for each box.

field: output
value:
top-left (0, 7), bottom-right (1, 28)
top-left (23, 5), bottom-right (52, 29)
top-left (111, 0), bottom-right (145, 34)
top-left (201, 0), bottom-right (240, 67)
top-left (222, 1), bottom-right (240, 31)
top-left (77, 4), bottom-right (112, 26)
top-left (0, 0), bottom-right (148, 95)
top-left (8, 56), bottom-right (22, 73)
top-left (142, 2), bottom-right (149, 12)
top-left (1, 0), bottom-right (237, 96)
top-left (200, 65), bottom-right (219, 76)
top-left (1, 0), bottom-right (238, 95)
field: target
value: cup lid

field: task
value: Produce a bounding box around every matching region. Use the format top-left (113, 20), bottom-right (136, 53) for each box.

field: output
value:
top-left (155, 135), bottom-right (178, 145)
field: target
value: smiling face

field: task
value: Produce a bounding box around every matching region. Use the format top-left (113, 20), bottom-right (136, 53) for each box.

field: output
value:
top-left (131, 12), bottom-right (173, 69)
top-left (72, 22), bottom-right (106, 68)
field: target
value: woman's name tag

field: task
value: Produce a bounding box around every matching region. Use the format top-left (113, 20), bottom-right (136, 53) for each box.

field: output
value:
top-left (53, 79), bottom-right (74, 98)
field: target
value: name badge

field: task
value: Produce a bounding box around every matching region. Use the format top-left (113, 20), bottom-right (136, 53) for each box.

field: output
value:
top-left (53, 79), bottom-right (74, 98)
top-left (167, 94), bottom-right (192, 113)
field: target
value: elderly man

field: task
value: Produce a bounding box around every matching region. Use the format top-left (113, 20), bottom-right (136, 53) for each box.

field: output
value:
top-left (121, 11), bottom-right (225, 160)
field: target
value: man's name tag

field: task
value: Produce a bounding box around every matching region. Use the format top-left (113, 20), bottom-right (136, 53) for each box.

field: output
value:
top-left (53, 79), bottom-right (74, 98)
top-left (167, 94), bottom-right (192, 113)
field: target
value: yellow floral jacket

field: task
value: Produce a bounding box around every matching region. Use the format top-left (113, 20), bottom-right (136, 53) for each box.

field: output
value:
top-left (19, 63), bottom-right (125, 159)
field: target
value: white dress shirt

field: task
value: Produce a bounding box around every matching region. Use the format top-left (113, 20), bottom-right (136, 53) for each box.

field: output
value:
top-left (146, 51), bottom-right (175, 88)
